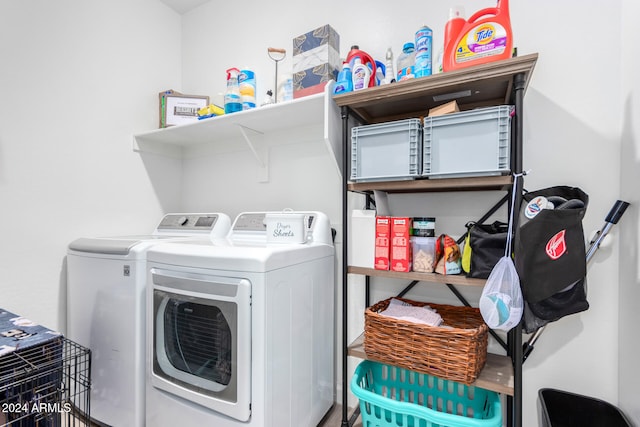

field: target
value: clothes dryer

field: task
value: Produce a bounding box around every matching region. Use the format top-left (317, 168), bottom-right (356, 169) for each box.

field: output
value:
top-left (66, 213), bottom-right (231, 427)
top-left (145, 211), bottom-right (335, 427)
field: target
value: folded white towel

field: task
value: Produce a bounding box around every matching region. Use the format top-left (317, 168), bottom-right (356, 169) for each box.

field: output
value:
top-left (381, 298), bottom-right (443, 326)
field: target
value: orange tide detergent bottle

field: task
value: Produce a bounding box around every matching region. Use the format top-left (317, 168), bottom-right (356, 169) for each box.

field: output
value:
top-left (443, 0), bottom-right (513, 72)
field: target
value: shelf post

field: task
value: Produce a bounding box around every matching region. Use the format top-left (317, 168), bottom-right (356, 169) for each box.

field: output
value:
top-left (341, 105), bottom-right (351, 427)
top-left (507, 71), bottom-right (526, 427)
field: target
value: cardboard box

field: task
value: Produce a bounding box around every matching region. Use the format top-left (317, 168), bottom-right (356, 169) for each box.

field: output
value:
top-left (374, 216), bottom-right (391, 270)
top-left (390, 217), bottom-right (412, 272)
top-left (428, 100), bottom-right (460, 117)
top-left (292, 24), bottom-right (340, 98)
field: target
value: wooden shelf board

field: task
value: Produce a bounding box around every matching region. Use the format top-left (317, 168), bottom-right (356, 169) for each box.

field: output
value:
top-left (347, 333), bottom-right (514, 396)
top-left (334, 53), bottom-right (538, 124)
top-left (348, 266), bottom-right (486, 287)
top-left (347, 175), bottom-right (513, 194)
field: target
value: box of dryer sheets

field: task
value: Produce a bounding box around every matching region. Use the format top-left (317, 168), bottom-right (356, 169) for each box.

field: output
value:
top-left (374, 216), bottom-right (391, 270)
top-left (390, 217), bottom-right (412, 272)
top-left (292, 24), bottom-right (340, 98)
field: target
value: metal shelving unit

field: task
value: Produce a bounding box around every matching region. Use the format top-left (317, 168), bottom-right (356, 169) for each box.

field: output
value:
top-left (335, 53), bottom-right (538, 427)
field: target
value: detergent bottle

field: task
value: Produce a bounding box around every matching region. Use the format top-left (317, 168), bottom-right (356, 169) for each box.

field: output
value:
top-left (352, 58), bottom-right (371, 91)
top-left (334, 62), bottom-right (353, 94)
top-left (444, 6), bottom-right (466, 51)
top-left (345, 45), bottom-right (377, 88)
top-left (443, 0), bottom-right (513, 72)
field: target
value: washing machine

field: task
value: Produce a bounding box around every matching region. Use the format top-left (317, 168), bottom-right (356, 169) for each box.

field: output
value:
top-left (145, 211), bottom-right (335, 427)
top-left (66, 213), bottom-right (231, 427)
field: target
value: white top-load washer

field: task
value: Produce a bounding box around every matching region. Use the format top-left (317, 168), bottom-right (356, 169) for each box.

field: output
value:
top-left (66, 213), bottom-right (231, 427)
top-left (145, 211), bottom-right (335, 427)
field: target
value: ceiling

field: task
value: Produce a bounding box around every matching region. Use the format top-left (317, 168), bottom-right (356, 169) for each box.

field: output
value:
top-left (158, 0), bottom-right (210, 14)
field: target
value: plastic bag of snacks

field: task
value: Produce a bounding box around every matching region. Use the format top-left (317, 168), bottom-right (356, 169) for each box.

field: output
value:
top-left (434, 234), bottom-right (462, 275)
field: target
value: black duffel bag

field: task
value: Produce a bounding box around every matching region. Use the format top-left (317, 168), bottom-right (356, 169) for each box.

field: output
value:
top-left (462, 221), bottom-right (508, 279)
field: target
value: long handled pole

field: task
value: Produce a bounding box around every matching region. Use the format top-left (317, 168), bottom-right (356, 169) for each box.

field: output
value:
top-left (267, 48), bottom-right (286, 103)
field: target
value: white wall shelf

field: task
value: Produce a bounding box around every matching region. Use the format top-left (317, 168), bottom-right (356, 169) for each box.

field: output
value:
top-left (133, 83), bottom-right (343, 181)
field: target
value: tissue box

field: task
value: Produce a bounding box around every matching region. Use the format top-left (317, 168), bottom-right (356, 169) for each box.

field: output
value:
top-left (292, 24), bottom-right (340, 98)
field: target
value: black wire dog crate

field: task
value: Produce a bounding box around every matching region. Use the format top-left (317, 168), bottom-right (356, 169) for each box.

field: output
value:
top-left (1, 336), bottom-right (91, 427)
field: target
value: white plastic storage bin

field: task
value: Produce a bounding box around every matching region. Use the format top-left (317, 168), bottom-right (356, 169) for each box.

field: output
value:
top-left (422, 105), bottom-right (513, 179)
top-left (350, 118), bottom-right (422, 182)
top-left (348, 210), bottom-right (376, 268)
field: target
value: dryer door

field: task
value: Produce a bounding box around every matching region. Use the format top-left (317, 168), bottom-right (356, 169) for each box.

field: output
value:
top-left (150, 269), bottom-right (251, 422)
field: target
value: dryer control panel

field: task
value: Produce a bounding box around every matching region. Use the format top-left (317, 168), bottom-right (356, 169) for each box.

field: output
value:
top-left (155, 213), bottom-right (231, 238)
top-left (232, 213), bottom-right (268, 232)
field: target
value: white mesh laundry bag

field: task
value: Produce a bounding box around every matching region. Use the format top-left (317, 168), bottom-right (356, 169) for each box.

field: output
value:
top-left (479, 173), bottom-right (524, 331)
top-left (479, 256), bottom-right (523, 330)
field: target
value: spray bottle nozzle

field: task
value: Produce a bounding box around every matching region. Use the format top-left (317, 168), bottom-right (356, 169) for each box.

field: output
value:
top-left (226, 67), bottom-right (240, 79)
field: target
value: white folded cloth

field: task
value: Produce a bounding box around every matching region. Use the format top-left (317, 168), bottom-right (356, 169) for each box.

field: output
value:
top-left (380, 298), bottom-right (443, 326)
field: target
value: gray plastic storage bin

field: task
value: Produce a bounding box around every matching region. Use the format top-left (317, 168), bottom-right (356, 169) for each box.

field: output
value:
top-left (423, 105), bottom-right (513, 179)
top-left (539, 388), bottom-right (632, 427)
top-left (350, 118), bottom-right (422, 182)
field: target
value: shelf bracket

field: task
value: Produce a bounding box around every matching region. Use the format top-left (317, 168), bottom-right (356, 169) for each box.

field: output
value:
top-left (237, 124), bottom-right (268, 182)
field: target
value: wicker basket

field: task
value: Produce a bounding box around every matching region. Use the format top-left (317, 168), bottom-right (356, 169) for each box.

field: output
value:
top-left (364, 297), bottom-right (489, 384)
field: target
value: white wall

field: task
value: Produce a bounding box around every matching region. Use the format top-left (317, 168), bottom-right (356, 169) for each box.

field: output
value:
top-left (619, 0), bottom-right (640, 422)
top-left (1, 0), bottom-right (635, 426)
top-left (0, 0), bottom-right (183, 330)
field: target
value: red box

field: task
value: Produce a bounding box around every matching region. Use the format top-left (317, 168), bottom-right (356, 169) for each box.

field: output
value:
top-left (390, 217), bottom-right (412, 272)
top-left (374, 216), bottom-right (391, 270)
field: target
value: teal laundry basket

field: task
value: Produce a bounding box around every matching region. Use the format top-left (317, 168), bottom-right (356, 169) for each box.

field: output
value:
top-left (352, 360), bottom-right (502, 427)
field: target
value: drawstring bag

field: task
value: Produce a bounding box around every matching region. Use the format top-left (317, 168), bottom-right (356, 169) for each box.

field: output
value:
top-left (479, 175), bottom-right (523, 331)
